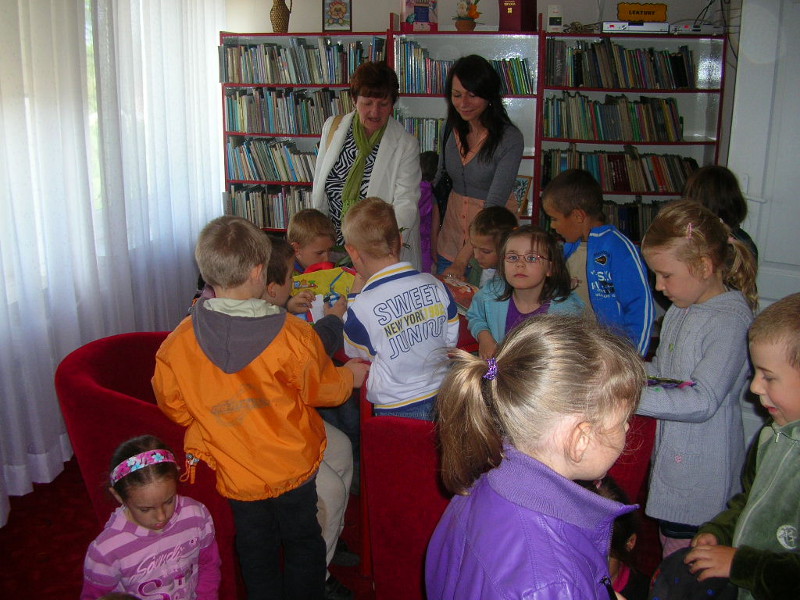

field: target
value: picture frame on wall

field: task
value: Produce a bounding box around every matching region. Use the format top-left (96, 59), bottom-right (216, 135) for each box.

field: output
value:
top-left (513, 175), bottom-right (533, 216)
top-left (323, 0), bottom-right (353, 31)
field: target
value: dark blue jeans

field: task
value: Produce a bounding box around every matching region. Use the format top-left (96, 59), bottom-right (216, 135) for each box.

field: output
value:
top-left (229, 477), bottom-right (326, 600)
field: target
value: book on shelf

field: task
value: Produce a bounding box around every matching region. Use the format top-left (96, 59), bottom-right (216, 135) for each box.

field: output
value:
top-left (227, 138), bottom-right (317, 183)
top-left (393, 113), bottom-right (446, 152)
top-left (546, 38), bottom-right (699, 90)
top-left (227, 185), bottom-right (313, 230)
top-left (541, 146), bottom-right (699, 194)
top-left (400, 0), bottom-right (438, 32)
top-left (498, 0), bottom-right (537, 32)
top-left (543, 91), bottom-right (683, 142)
top-left (219, 35), bottom-right (386, 85)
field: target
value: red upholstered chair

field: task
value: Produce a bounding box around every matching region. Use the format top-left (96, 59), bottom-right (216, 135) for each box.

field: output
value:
top-left (55, 332), bottom-right (241, 600)
top-left (359, 394), bottom-right (452, 600)
top-left (608, 414), bottom-right (657, 506)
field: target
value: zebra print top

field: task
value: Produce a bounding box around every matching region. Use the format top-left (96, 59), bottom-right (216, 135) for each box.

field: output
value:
top-left (324, 127), bottom-right (379, 244)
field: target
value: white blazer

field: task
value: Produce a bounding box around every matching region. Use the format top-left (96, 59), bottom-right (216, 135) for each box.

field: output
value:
top-left (312, 111), bottom-right (422, 270)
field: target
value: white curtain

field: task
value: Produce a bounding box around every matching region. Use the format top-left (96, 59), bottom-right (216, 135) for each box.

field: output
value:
top-left (0, 0), bottom-right (226, 526)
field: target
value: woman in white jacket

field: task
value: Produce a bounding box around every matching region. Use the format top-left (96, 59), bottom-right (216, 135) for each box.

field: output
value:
top-left (312, 62), bottom-right (422, 269)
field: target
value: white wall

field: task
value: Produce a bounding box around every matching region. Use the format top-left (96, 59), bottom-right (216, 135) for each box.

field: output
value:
top-left (226, 0), bottom-right (734, 34)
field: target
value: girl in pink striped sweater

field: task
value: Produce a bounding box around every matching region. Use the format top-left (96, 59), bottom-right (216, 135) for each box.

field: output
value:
top-left (81, 435), bottom-right (220, 600)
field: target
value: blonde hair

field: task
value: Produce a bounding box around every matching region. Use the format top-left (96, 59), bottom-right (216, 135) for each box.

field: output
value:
top-left (642, 199), bottom-right (758, 311)
top-left (287, 209), bottom-right (336, 247)
top-left (749, 293), bottom-right (800, 370)
top-left (341, 197), bottom-right (401, 259)
top-left (195, 216), bottom-right (271, 288)
top-left (437, 315), bottom-right (646, 495)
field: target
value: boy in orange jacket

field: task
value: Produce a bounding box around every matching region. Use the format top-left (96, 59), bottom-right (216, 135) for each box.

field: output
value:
top-left (153, 215), bottom-right (368, 599)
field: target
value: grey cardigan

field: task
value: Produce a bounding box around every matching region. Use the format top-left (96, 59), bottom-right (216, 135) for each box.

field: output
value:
top-left (637, 291), bottom-right (753, 526)
top-left (439, 124), bottom-right (524, 207)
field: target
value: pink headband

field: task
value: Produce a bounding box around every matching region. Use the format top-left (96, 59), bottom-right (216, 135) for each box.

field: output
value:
top-left (110, 449), bottom-right (177, 485)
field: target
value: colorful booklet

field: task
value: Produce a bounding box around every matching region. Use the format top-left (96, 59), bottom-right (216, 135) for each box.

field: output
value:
top-left (647, 376), bottom-right (696, 389)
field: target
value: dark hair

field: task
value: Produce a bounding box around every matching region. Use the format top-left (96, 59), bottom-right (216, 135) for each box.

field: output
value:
top-left (469, 206), bottom-right (518, 250)
top-left (683, 165), bottom-right (747, 229)
top-left (580, 476), bottom-right (639, 565)
top-left (350, 61), bottom-right (399, 103)
top-left (109, 435), bottom-right (179, 502)
top-left (445, 55), bottom-right (513, 162)
top-left (266, 235), bottom-right (295, 285)
top-left (542, 169), bottom-right (605, 221)
top-left (420, 151), bottom-right (439, 182)
top-left (496, 225), bottom-right (572, 304)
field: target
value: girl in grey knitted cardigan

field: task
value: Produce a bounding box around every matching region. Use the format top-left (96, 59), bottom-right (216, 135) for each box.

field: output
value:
top-left (636, 200), bottom-right (758, 558)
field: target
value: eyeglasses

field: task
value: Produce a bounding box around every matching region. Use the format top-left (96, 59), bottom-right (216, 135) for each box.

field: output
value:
top-left (504, 253), bottom-right (549, 264)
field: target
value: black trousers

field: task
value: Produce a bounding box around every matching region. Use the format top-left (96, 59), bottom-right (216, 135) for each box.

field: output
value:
top-left (229, 477), bottom-right (326, 600)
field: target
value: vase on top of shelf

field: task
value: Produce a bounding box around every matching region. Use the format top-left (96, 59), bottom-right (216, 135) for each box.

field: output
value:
top-left (453, 0), bottom-right (480, 30)
top-left (270, 0), bottom-right (292, 33)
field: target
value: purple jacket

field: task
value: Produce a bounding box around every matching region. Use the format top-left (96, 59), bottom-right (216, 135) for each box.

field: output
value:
top-left (425, 444), bottom-right (635, 599)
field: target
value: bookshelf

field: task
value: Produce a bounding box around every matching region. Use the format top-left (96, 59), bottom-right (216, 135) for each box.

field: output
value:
top-left (535, 32), bottom-right (726, 240)
top-left (219, 31), bottom-right (386, 230)
top-left (389, 30), bottom-right (539, 217)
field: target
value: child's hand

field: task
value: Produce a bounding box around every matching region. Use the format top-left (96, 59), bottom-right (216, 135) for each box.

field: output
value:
top-left (691, 533), bottom-right (719, 548)
top-left (344, 358), bottom-right (370, 388)
top-left (441, 264), bottom-right (466, 281)
top-left (324, 295), bottom-right (347, 319)
top-left (286, 291), bottom-right (314, 314)
top-left (477, 331), bottom-right (498, 360)
top-left (685, 543), bottom-right (736, 581)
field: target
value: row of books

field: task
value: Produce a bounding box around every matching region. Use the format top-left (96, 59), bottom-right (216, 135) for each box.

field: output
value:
top-left (545, 38), bottom-right (697, 90)
top-left (394, 114), bottom-right (446, 153)
top-left (396, 40), bottom-right (453, 94)
top-left (543, 92), bottom-right (684, 142)
top-left (491, 58), bottom-right (535, 95)
top-left (219, 36), bottom-right (385, 85)
top-left (541, 146), bottom-right (699, 194)
top-left (539, 199), bottom-right (667, 243)
top-left (226, 138), bottom-right (317, 183)
top-left (225, 88), bottom-right (353, 135)
top-left (225, 185), bottom-right (313, 230)
top-left (395, 40), bottom-right (534, 95)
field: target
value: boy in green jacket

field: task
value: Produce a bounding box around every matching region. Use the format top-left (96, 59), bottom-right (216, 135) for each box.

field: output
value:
top-left (684, 292), bottom-right (800, 600)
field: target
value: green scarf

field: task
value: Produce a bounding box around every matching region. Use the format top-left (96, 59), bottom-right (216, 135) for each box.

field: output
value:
top-left (341, 116), bottom-right (386, 217)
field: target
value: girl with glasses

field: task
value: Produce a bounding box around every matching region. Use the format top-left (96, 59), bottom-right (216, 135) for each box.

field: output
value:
top-left (465, 225), bottom-right (585, 358)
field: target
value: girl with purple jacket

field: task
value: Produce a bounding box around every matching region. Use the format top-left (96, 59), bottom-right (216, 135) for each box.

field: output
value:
top-left (426, 315), bottom-right (646, 599)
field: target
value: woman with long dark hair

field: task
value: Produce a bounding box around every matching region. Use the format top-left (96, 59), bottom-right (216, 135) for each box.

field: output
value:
top-left (434, 54), bottom-right (524, 278)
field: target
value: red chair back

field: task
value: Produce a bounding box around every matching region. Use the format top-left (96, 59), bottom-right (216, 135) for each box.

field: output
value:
top-left (55, 332), bottom-right (241, 600)
top-left (360, 406), bottom-right (451, 600)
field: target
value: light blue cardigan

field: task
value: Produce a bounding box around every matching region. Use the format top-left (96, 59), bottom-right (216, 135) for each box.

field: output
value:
top-left (466, 276), bottom-right (585, 343)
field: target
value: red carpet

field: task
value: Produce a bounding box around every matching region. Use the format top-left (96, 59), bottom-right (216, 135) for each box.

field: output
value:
top-left (0, 458), bottom-right (374, 599)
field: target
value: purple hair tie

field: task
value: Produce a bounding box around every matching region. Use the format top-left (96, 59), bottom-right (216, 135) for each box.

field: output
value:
top-left (483, 357), bottom-right (498, 381)
top-left (686, 223), bottom-right (694, 239)
top-left (110, 449), bottom-right (177, 486)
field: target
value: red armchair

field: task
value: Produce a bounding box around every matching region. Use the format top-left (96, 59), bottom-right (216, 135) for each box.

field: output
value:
top-left (358, 405), bottom-right (655, 600)
top-left (358, 387), bottom-right (451, 600)
top-left (54, 332), bottom-right (241, 600)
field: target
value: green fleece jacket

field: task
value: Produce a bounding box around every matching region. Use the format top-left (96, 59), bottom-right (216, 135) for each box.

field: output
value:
top-left (698, 419), bottom-right (800, 600)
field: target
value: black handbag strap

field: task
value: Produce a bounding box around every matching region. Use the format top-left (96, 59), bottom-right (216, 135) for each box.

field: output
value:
top-left (440, 121), bottom-right (452, 170)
